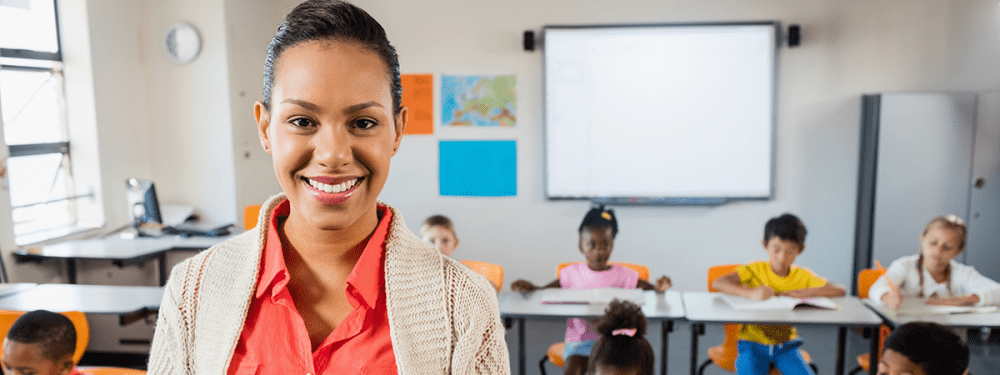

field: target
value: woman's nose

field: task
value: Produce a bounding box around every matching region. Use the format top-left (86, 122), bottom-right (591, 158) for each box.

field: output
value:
top-left (314, 126), bottom-right (353, 168)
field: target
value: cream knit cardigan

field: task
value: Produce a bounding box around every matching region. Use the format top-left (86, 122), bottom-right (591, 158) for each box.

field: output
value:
top-left (148, 194), bottom-right (510, 374)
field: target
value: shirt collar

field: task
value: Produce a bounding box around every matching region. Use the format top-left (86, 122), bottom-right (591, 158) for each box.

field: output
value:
top-left (255, 200), bottom-right (393, 310)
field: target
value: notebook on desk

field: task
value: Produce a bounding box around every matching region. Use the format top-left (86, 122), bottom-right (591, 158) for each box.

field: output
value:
top-left (720, 294), bottom-right (839, 311)
top-left (888, 299), bottom-right (1000, 317)
top-left (539, 288), bottom-right (645, 305)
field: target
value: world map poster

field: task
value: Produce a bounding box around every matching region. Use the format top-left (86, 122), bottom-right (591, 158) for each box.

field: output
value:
top-left (441, 75), bottom-right (516, 127)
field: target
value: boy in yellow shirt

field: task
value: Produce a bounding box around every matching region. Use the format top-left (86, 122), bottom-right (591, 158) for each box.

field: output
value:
top-left (713, 213), bottom-right (845, 375)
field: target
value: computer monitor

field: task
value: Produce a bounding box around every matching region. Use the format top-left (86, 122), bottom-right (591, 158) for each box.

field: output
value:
top-left (125, 178), bottom-right (162, 229)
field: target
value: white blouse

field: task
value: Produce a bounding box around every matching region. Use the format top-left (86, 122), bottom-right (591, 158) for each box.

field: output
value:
top-left (868, 254), bottom-right (1000, 307)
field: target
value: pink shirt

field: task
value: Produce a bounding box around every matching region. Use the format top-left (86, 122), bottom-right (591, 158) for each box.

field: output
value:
top-left (559, 263), bottom-right (639, 342)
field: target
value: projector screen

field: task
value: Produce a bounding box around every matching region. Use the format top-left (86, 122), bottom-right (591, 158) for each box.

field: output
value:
top-left (544, 23), bottom-right (777, 204)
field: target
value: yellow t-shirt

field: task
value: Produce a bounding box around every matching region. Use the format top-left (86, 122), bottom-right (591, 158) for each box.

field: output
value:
top-left (735, 261), bottom-right (828, 345)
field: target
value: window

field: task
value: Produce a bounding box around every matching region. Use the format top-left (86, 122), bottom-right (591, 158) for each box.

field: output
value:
top-left (1, 0), bottom-right (90, 244)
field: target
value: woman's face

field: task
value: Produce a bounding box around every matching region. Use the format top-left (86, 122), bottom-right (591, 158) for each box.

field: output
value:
top-left (256, 40), bottom-right (405, 232)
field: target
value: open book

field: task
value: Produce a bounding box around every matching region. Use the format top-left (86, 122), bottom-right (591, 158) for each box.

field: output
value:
top-left (887, 299), bottom-right (1000, 317)
top-left (539, 288), bottom-right (645, 305)
top-left (720, 294), bottom-right (839, 311)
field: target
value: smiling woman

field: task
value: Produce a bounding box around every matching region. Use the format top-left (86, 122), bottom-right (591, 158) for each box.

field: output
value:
top-left (146, 1), bottom-right (510, 374)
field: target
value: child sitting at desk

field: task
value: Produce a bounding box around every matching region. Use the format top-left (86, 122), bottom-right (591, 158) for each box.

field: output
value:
top-left (2, 310), bottom-right (82, 375)
top-left (869, 215), bottom-right (1000, 310)
top-left (587, 299), bottom-right (654, 375)
top-left (511, 206), bottom-right (671, 375)
top-left (878, 322), bottom-right (969, 375)
top-left (712, 213), bottom-right (845, 375)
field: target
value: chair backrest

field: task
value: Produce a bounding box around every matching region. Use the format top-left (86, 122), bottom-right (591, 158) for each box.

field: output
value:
top-left (459, 260), bottom-right (504, 292)
top-left (77, 367), bottom-right (147, 375)
top-left (244, 204), bottom-right (263, 230)
top-left (0, 310), bottom-right (89, 365)
top-left (857, 268), bottom-right (886, 299)
top-left (707, 264), bottom-right (741, 292)
top-left (556, 261), bottom-right (650, 282)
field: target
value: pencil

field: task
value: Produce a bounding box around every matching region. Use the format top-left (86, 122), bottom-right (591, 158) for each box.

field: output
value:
top-left (875, 260), bottom-right (901, 294)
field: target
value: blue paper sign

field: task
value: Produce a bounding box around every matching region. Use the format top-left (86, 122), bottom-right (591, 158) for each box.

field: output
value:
top-left (439, 140), bottom-right (517, 197)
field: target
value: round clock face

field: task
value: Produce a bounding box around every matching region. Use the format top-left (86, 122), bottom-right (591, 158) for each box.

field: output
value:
top-left (162, 22), bottom-right (201, 64)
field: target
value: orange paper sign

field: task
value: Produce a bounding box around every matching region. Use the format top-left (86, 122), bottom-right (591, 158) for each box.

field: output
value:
top-left (401, 74), bottom-right (434, 135)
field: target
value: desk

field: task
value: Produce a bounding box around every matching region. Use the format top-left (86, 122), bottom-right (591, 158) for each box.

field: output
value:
top-left (13, 235), bottom-right (228, 286)
top-left (499, 290), bottom-right (684, 375)
top-left (0, 283), bottom-right (37, 299)
top-left (0, 284), bottom-right (162, 326)
top-left (683, 292), bottom-right (883, 375)
top-left (863, 300), bottom-right (1000, 329)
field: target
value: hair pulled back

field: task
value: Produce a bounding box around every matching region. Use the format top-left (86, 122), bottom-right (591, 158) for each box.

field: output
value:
top-left (262, 0), bottom-right (402, 114)
top-left (580, 205), bottom-right (618, 237)
top-left (588, 299), bottom-right (653, 375)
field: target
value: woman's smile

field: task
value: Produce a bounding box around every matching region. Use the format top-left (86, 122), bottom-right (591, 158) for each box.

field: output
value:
top-left (303, 176), bottom-right (364, 204)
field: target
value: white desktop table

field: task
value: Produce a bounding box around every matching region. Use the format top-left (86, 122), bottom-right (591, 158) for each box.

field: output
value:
top-left (682, 292), bottom-right (883, 375)
top-left (13, 235), bottom-right (229, 286)
top-left (499, 290), bottom-right (685, 375)
top-left (0, 284), bottom-right (163, 326)
top-left (863, 299), bottom-right (1000, 329)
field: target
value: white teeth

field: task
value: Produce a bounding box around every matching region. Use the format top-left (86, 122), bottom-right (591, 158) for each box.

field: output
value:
top-left (308, 178), bottom-right (358, 194)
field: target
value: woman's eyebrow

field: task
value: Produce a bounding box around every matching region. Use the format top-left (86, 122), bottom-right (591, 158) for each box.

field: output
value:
top-left (344, 101), bottom-right (383, 114)
top-left (281, 98), bottom-right (320, 111)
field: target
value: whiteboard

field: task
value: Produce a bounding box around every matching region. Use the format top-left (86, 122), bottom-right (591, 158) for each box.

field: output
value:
top-left (544, 23), bottom-right (777, 204)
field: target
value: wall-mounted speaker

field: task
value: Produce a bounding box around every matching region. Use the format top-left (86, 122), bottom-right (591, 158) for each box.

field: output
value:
top-left (788, 24), bottom-right (801, 47)
top-left (523, 30), bottom-right (535, 51)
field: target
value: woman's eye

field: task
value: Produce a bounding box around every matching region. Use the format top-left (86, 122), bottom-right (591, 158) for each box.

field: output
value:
top-left (290, 118), bottom-right (313, 127)
top-left (354, 119), bottom-right (377, 130)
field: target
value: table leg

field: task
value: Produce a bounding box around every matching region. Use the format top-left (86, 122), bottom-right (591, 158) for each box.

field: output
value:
top-left (158, 252), bottom-right (168, 286)
top-left (66, 259), bottom-right (76, 284)
top-left (690, 323), bottom-right (703, 375)
top-left (519, 317), bottom-right (526, 375)
top-left (661, 320), bottom-right (673, 375)
top-left (868, 326), bottom-right (879, 375)
top-left (836, 326), bottom-right (846, 375)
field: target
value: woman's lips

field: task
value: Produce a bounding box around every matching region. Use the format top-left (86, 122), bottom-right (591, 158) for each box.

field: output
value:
top-left (304, 177), bottom-right (362, 204)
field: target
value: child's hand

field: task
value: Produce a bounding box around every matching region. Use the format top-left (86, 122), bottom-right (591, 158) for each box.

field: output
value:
top-left (510, 280), bottom-right (538, 292)
top-left (882, 288), bottom-right (904, 310)
top-left (926, 294), bottom-right (979, 307)
top-left (654, 276), bottom-right (672, 292)
top-left (748, 285), bottom-right (776, 300)
top-left (778, 289), bottom-right (811, 298)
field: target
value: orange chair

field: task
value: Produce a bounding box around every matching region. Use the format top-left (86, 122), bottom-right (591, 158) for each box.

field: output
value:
top-left (697, 265), bottom-right (817, 375)
top-left (0, 310), bottom-right (144, 374)
top-left (459, 260), bottom-right (504, 292)
top-left (540, 262), bottom-right (650, 375)
top-left (76, 367), bottom-right (147, 375)
top-left (849, 268), bottom-right (891, 375)
top-left (244, 204), bottom-right (262, 230)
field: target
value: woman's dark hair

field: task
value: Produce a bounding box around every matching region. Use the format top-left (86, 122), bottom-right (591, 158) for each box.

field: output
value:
top-left (587, 299), bottom-right (653, 375)
top-left (262, 0), bottom-right (402, 114)
top-left (6, 310), bottom-right (77, 362)
top-left (580, 205), bottom-right (618, 238)
top-left (763, 213), bottom-right (807, 249)
top-left (883, 322), bottom-right (968, 375)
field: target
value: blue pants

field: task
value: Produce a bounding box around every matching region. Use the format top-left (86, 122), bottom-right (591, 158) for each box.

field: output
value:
top-left (735, 339), bottom-right (814, 375)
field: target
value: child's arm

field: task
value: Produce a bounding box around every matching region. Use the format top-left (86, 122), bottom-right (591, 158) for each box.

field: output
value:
top-left (711, 271), bottom-right (776, 300)
top-left (510, 279), bottom-right (560, 292)
top-left (779, 283), bottom-right (846, 298)
top-left (927, 266), bottom-right (1000, 307)
top-left (637, 275), bottom-right (672, 292)
top-left (869, 260), bottom-right (908, 309)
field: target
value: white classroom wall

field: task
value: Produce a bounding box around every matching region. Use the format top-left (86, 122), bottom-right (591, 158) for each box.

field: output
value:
top-left (6, 0), bottom-right (1000, 290)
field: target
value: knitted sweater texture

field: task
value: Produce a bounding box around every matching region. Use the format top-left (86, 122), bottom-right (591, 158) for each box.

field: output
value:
top-left (148, 194), bottom-right (510, 374)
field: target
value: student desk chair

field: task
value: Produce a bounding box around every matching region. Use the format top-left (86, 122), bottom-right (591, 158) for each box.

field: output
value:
top-left (540, 262), bottom-right (649, 375)
top-left (698, 264), bottom-right (817, 375)
top-left (849, 268), bottom-right (890, 375)
top-left (459, 260), bottom-right (504, 292)
top-left (244, 204), bottom-right (263, 230)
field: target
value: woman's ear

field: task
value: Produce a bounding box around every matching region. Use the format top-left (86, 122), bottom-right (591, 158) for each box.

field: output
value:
top-left (255, 101), bottom-right (272, 154)
top-left (392, 107), bottom-right (408, 156)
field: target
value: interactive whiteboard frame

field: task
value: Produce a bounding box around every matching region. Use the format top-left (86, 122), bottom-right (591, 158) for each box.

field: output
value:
top-left (542, 22), bottom-right (780, 205)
